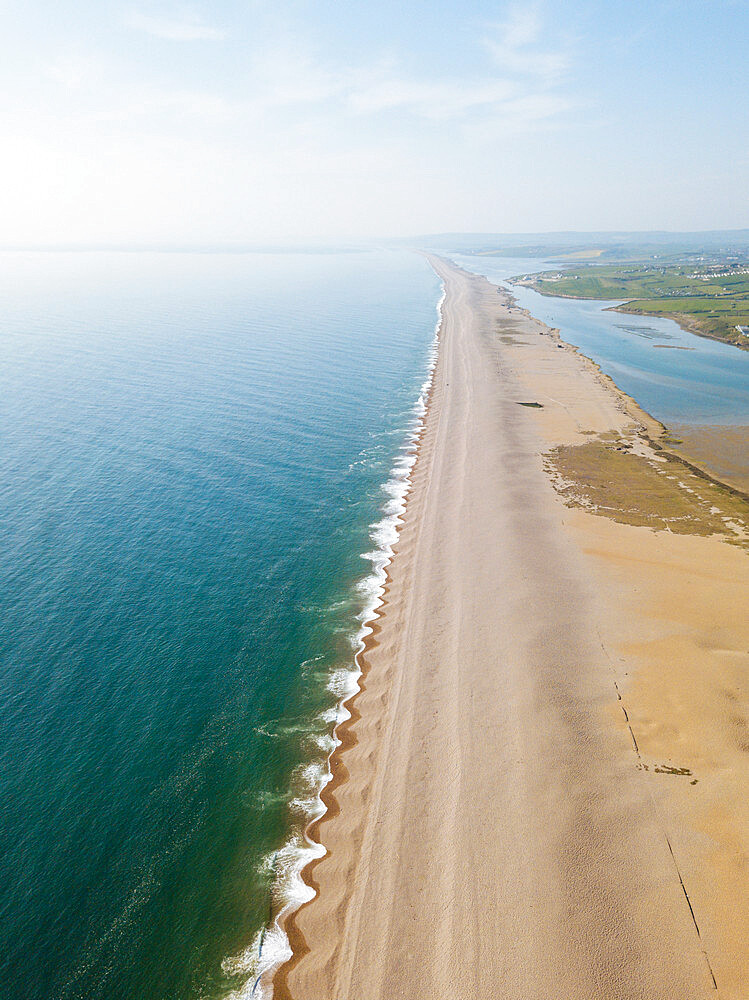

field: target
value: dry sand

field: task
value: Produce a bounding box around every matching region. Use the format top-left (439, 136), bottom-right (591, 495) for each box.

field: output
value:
top-left (274, 258), bottom-right (749, 1000)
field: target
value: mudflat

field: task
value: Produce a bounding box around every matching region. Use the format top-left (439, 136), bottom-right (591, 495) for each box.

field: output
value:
top-left (668, 423), bottom-right (749, 495)
top-left (275, 258), bottom-right (749, 1000)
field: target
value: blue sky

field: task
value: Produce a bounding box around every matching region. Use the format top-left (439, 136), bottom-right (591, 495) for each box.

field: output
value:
top-left (2, 0), bottom-right (747, 244)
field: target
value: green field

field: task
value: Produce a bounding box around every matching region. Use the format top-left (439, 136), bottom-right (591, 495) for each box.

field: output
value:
top-left (518, 263), bottom-right (749, 348)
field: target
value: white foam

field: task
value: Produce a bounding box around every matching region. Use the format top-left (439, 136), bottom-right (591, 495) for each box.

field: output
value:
top-left (220, 280), bottom-right (445, 1000)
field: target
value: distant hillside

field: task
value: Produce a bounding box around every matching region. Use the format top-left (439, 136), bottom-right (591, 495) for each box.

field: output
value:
top-left (408, 230), bottom-right (749, 263)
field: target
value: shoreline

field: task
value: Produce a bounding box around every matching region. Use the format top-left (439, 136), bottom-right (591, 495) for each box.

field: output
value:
top-left (263, 282), bottom-right (444, 999)
top-left (273, 257), bottom-right (749, 1000)
top-left (272, 563), bottom-right (392, 1000)
top-left (608, 305), bottom-right (749, 353)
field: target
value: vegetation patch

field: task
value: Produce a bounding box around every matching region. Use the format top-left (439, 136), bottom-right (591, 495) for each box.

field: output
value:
top-left (545, 436), bottom-right (749, 543)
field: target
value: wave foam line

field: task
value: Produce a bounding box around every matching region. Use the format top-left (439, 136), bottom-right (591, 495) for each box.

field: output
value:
top-left (219, 281), bottom-right (445, 1000)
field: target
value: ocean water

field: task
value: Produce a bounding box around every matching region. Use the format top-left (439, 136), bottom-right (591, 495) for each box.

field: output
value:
top-left (0, 249), bottom-right (442, 1000)
top-left (451, 255), bottom-right (749, 426)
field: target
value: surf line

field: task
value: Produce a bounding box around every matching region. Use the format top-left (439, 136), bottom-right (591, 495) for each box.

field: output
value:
top-left (249, 281), bottom-right (445, 1000)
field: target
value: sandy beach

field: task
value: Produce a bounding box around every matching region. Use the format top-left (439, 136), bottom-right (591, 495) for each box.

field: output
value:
top-left (274, 258), bottom-right (749, 1000)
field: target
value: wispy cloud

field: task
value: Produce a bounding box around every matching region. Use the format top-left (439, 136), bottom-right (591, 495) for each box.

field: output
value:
top-left (347, 77), bottom-right (517, 118)
top-left (345, 74), bottom-right (576, 128)
top-left (345, 9), bottom-right (573, 128)
top-left (484, 5), bottom-right (569, 79)
top-left (28, 12), bottom-right (574, 142)
top-left (243, 26), bottom-right (573, 130)
top-left (247, 44), bottom-right (343, 108)
top-left (124, 8), bottom-right (225, 41)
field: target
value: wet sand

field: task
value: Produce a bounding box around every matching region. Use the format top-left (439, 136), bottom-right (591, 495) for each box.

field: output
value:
top-left (668, 423), bottom-right (749, 495)
top-left (274, 258), bottom-right (749, 1000)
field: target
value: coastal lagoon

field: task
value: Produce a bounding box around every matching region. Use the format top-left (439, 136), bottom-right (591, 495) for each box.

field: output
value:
top-left (0, 249), bottom-right (441, 1000)
top-left (451, 254), bottom-right (749, 427)
top-left (450, 254), bottom-right (749, 492)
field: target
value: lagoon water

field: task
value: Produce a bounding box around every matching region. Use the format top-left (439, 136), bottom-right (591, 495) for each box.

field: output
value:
top-left (451, 255), bottom-right (749, 427)
top-left (0, 249), bottom-right (441, 1000)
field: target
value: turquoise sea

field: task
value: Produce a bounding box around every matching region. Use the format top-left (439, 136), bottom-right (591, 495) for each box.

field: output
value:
top-left (0, 249), bottom-right (442, 1000)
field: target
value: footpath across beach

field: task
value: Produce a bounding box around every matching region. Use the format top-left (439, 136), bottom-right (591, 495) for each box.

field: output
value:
top-left (275, 257), bottom-right (749, 1000)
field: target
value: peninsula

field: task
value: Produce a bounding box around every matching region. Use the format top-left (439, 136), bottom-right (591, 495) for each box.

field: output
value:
top-left (275, 258), bottom-right (749, 1000)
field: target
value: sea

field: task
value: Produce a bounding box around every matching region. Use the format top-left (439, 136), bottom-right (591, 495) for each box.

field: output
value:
top-left (0, 248), bottom-right (442, 1000)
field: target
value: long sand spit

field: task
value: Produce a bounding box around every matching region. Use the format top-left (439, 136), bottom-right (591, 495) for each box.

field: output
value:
top-left (274, 258), bottom-right (749, 1000)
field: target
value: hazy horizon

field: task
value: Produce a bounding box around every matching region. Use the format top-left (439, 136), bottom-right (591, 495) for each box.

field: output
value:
top-left (3, 227), bottom-right (749, 254)
top-left (3, 0), bottom-right (748, 245)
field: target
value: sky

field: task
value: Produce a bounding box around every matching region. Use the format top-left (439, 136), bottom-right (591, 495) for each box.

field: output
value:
top-left (1, 0), bottom-right (748, 245)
